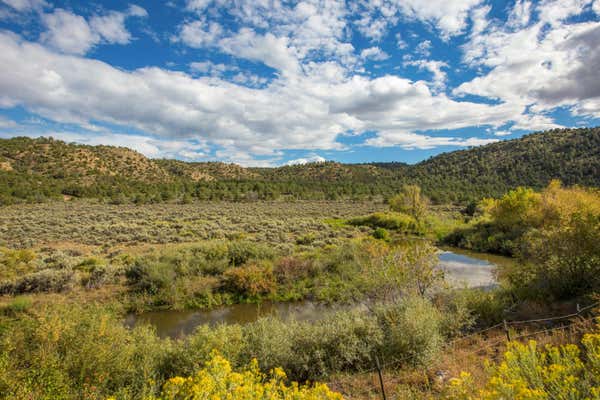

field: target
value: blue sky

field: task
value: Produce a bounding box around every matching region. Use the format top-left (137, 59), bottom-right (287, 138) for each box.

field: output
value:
top-left (0, 0), bottom-right (599, 166)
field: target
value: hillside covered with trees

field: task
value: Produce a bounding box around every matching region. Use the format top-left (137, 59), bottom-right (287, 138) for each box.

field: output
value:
top-left (1, 127), bottom-right (598, 204)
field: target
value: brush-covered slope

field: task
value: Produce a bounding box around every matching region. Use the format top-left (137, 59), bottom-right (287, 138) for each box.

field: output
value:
top-left (0, 127), bottom-right (598, 204)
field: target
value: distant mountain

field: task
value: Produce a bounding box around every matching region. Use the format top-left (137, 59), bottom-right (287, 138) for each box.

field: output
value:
top-left (1, 127), bottom-right (599, 204)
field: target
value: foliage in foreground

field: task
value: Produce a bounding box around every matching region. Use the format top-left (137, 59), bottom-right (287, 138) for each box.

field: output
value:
top-left (146, 354), bottom-right (342, 400)
top-left (446, 329), bottom-right (600, 399)
top-left (0, 293), bottom-right (457, 399)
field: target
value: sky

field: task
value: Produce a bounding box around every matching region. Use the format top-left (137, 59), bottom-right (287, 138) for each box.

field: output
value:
top-left (0, 0), bottom-right (599, 166)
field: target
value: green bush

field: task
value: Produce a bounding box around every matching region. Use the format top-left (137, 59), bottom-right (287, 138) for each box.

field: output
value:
top-left (0, 304), bottom-right (165, 399)
top-left (227, 240), bottom-right (275, 266)
top-left (372, 227), bottom-right (390, 240)
top-left (375, 296), bottom-right (443, 366)
top-left (0, 269), bottom-right (74, 295)
top-left (0, 296), bottom-right (33, 315)
top-left (125, 260), bottom-right (176, 295)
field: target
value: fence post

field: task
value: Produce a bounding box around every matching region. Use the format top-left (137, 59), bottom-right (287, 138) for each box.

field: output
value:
top-left (503, 319), bottom-right (512, 342)
top-left (373, 354), bottom-right (387, 400)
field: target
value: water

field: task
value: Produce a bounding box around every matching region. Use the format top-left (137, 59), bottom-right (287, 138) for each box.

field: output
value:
top-left (438, 247), bottom-right (512, 289)
top-left (126, 249), bottom-right (512, 339)
top-left (124, 301), bottom-right (345, 339)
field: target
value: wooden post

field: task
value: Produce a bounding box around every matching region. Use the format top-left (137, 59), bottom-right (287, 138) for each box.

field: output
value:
top-left (373, 354), bottom-right (387, 400)
top-left (503, 319), bottom-right (511, 342)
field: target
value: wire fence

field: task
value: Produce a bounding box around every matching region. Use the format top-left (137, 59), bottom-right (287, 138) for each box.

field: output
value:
top-left (353, 300), bottom-right (600, 399)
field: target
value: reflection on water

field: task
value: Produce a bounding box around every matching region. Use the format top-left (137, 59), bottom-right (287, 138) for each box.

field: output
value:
top-left (124, 301), bottom-right (344, 339)
top-left (126, 249), bottom-right (514, 339)
top-left (438, 247), bottom-right (513, 289)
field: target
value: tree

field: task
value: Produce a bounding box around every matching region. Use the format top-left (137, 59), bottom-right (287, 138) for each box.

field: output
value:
top-left (389, 185), bottom-right (429, 221)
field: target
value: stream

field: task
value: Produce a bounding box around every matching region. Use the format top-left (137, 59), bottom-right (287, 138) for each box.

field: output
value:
top-left (125, 248), bottom-right (513, 339)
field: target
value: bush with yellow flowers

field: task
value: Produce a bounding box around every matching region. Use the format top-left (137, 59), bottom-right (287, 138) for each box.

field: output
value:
top-left (147, 353), bottom-right (343, 400)
top-left (445, 331), bottom-right (600, 399)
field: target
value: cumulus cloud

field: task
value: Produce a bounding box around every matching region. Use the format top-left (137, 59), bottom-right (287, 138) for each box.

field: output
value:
top-left (177, 0), bottom-right (353, 75)
top-left (0, 32), bottom-right (526, 163)
top-left (456, 0), bottom-right (600, 119)
top-left (40, 5), bottom-right (147, 55)
top-left (365, 131), bottom-right (499, 149)
top-left (3, 0), bottom-right (597, 164)
top-left (178, 19), bottom-right (223, 48)
top-left (404, 59), bottom-right (449, 91)
top-left (360, 46), bottom-right (390, 61)
top-left (189, 60), bottom-right (237, 75)
top-left (353, 0), bottom-right (483, 40)
top-left (285, 154), bottom-right (326, 165)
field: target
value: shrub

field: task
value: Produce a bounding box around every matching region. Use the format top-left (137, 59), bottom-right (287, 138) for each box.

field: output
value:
top-left (372, 227), bottom-right (390, 241)
top-left (149, 354), bottom-right (342, 400)
top-left (515, 211), bottom-right (600, 300)
top-left (227, 241), bottom-right (275, 267)
top-left (274, 256), bottom-right (317, 284)
top-left (445, 331), bottom-right (600, 399)
top-left (388, 184), bottom-right (429, 222)
top-left (222, 263), bottom-right (276, 299)
top-left (0, 269), bottom-right (74, 295)
top-left (296, 233), bottom-right (316, 245)
top-left (455, 289), bottom-right (509, 329)
top-left (82, 264), bottom-right (121, 289)
top-left (375, 296), bottom-right (443, 366)
top-left (126, 259), bottom-right (176, 295)
top-left (1, 296), bottom-right (33, 315)
top-left (0, 247), bottom-right (37, 280)
top-left (0, 304), bottom-right (165, 399)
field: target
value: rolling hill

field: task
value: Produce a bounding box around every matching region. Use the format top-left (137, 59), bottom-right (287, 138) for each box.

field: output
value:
top-left (1, 127), bottom-right (598, 204)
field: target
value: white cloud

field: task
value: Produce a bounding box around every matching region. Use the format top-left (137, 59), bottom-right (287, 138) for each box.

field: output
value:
top-left (456, 0), bottom-right (600, 119)
top-left (285, 154), bottom-right (326, 165)
top-left (507, 0), bottom-right (531, 28)
top-left (594, 0), bottom-right (600, 15)
top-left (365, 131), bottom-right (499, 149)
top-left (177, 0), bottom-right (353, 74)
top-left (218, 29), bottom-right (300, 75)
top-left (128, 4), bottom-right (148, 17)
top-left (40, 9), bottom-right (96, 55)
top-left (40, 6), bottom-right (147, 55)
top-left (537, 0), bottom-right (592, 25)
top-left (178, 19), bottom-right (223, 48)
top-left (415, 40), bottom-right (432, 57)
top-left (354, 0), bottom-right (483, 41)
top-left (395, 32), bottom-right (408, 49)
top-left (404, 59), bottom-right (448, 90)
top-left (0, 32), bottom-right (528, 162)
top-left (1, 0), bottom-right (46, 12)
top-left (360, 46), bottom-right (390, 61)
top-left (189, 60), bottom-right (236, 75)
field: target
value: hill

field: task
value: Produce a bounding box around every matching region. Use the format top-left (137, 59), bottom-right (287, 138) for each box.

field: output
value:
top-left (0, 127), bottom-right (599, 204)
